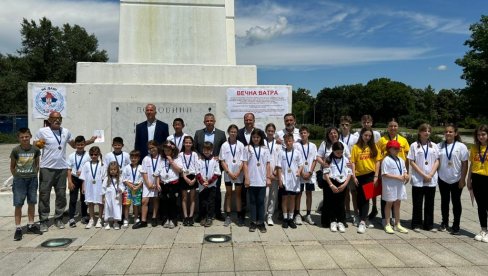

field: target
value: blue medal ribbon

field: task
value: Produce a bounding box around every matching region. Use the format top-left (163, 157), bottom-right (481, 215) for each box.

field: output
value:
top-left (421, 143), bottom-right (429, 163)
top-left (113, 151), bottom-right (124, 168)
top-left (74, 152), bottom-right (85, 171)
top-left (151, 157), bottom-right (158, 174)
top-left (174, 135), bottom-right (183, 150)
top-left (301, 142), bottom-right (309, 163)
top-left (340, 133), bottom-right (350, 146)
top-left (253, 146), bottom-right (262, 164)
top-left (391, 155), bottom-right (402, 175)
top-left (445, 141), bottom-right (456, 161)
top-left (286, 149), bottom-right (294, 172)
top-left (51, 128), bottom-right (62, 149)
top-left (164, 158), bottom-right (171, 174)
top-left (90, 161), bottom-right (99, 181)
top-left (183, 153), bottom-right (192, 170)
top-left (131, 165), bottom-right (138, 183)
top-left (479, 145), bottom-right (488, 164)
top-left (332, 157), bottom-right (344, 177)
top-left (229, 142), bottom-right (237, 161)
top-left (204, 159), bottom-right (210, 178)
top-left (266, 139), bottom-right (275, 154)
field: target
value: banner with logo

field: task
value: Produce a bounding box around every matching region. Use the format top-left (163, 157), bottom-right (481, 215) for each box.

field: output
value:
top-left (226, 87), bottom-right (289, 119)
top-left (32, 85), bottom-right (67, 118)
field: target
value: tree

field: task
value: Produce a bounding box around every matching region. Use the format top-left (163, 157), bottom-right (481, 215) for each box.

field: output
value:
top-left (292, 88), bottom-right (315, 124)
top-left (455, 15), bottom-right (488, 119)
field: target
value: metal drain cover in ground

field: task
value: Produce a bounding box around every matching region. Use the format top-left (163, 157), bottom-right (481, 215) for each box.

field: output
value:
top-left (204, 234), bottom-right (231, 243)
top-left (40, 238), bottom-right (74, 248)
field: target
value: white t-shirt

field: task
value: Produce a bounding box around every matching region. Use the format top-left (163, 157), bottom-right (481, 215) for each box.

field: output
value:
top-left (407, 142), bottom-right (440, 187)
top-left (178, 151), bottom-right (200, 175)
top-left (242, 145), bottom-right (272, 187)
top-left (140, 155), bottom-right (163, 177)
top-left (219, 141), bottom-right (245, 183)
top-left (339, 133), bottom-right (359, 152)
top-left (36, 127), bottom-right (73, 169)
top-left (167, 133), bottom-right (190, 152)
top-left (277, 148), bottom-right (303, 192)
top-left (122, 164), bottom-right (143, 185)
top-left (294, 141), bottom-right (317, 183)
top-left (265, 139), bottom-right (281, 175)
top-left (317, 140), bottom-right (351, 169)
top-left (197, 158), bottom-right (221, 189)
top-left (275, 128), bottom-right (300, 143)
top-left (437, 141), bottom-right (469, 184)
top-left (354, 130), bottom-right (381, 144)
top-left (327, 156), bottom-right (352, 183)
top-left (381, 155), bottom-right (408, 201)
top-left (68, 151), bottom-right (90, 177)
top-left (79, 161), bottom-right (106, 204)
top-left (104, 151), bottom-right (131, 169)
top-left (156, 157), bottom-right (182, 184)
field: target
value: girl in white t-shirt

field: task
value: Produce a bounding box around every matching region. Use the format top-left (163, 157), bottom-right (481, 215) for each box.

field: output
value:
top-left (407, 123), bottom-right (440, 232)
top-left (179, 136), bottom-right (200, 226)
top-left (381, 140), bottom-right (409, 234)
top-left (80, 146), bottom-right (106, 229)
top-left (243, 129), bottom-right (272, 233)
top-left (220, 124), bottom-right (245, 227)
top-left (103, 161), bottom-right (124, 230)
top-left (437, 124), bottom-right (468, 234)
top-left (264, 123), bottom-right (281, 226)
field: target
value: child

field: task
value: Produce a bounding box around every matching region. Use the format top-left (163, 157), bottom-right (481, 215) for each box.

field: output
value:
top-left (243, 129), bottom-right (272, 233)
top-left (277, 133), bottom-right (303, 229)
top-left (10, 128), bottom-right (42, 240)
top-left (265, 123), bottom-right (281, 226)
top-left (381, 140), bottom-right (409, 234)
top-left (167, 118), bottom-right (190, 152)
top-left (340, 116), bottom-right (359, 225)
top-left (323, 142), bottom-right (351, 233)
top-left (220, 124), bottom-right (245, 227)
top-left (103, 161), bottom-right (124, 230)
top-left (80, 146), bottom-right (106, 229)
top-left (468, 125), bottom-right (488, 242)
top-left (437, 124), bottom-right (468, 234)
top-left (67, 135), bottom-right (90, 228)
top-left (407, 123), bottom-right (440, 232)
top-left (196, 142), bottom-right (222, 227)
top-left (294, 126), bottom-right (317, 225)
top-left (157, 140), bottom-right (182, 228)
top-left (104, 137), bottom-right (131, 169)
top-left (350, 127), bottom-right (381, 234)
top-left (354, 115), bottom-right (381, 143)
top-left (122, 150), bottom-right (144, 228)
top-left (133, 140), bottom-right (161, 229)
top-left (179, 136), bottom-right (199, 226)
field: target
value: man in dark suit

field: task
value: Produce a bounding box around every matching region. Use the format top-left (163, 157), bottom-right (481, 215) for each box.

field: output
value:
top-left (194, 113), bottom-right (227, 220)
top-left (134, 104), bottom-right (169, 158)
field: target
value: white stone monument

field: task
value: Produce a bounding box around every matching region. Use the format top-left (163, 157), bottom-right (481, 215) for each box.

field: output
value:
top-left (28, 0), bottom-right (292, 154)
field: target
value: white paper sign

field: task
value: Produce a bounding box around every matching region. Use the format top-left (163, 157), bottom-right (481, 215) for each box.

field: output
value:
top-left (94, 130), bottom-right (105, 143)
top-left (226, 87), bottom-right (289, 119)
top-left (32, 85), bottom-right (67, 118)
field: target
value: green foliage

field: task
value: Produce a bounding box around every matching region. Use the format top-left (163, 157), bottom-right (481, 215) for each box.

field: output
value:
top-left (0, 133), bottom-right (18, 144)
top-left (296, 124), bottom-right (325, 140)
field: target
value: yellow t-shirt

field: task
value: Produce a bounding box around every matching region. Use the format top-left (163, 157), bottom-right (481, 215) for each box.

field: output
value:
top-left (377, 134), bottom-right (410, 161)
top-left (350, 144), bottom-right (382, 176)
top-left (470, 145), bottom-right (488, 176)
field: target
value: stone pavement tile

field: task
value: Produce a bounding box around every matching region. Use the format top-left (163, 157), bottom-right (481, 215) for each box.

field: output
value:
top-left (353, 244), bottom-right (405, 268)
top-left (342, 268), bottom-right (382, 276)
top-left (236, 271), bottom-right (271, 276)
top-left (324, 244), bottom-right (372, 269)
top-left (294, 245), bottom-right (339, 270)
top-left (15, 250), bottom-right (74, 276)
top-left (126, 248), bottom-right (169, 275)
top-left (308, 269), bottom-right (345, 276)
top-left (199, 273), bottom-right (235, 276)
top-left (174, 226), bottom-right (204, 244)
top-left (340, 228), bottom-right (374, 241)
top-left (258, 224), bottom-right (290, 244)
top-left (199, 246), bottom-right (234, 272)
top-left (161, 273), bottom-right (198, 276)
top-left (205, 225), bottom-right (231, 235)
top-left (233, 245), bottom-right (270, 271)
top-left (0, 229), bottom-right (38, 250)
top-left (366, 227), bottom-right (405, 241)
top-left (447, 266), bottom-right (488, 276)
top-left (114, 227), bottom-right (151, 246)
top-left (0, 251), bottom-right (42, 275)
top-left (51, 249), bottom-right (107, 276)
top-left (144, 227), bottom-right (177, 247)
top-left (68, 226), bottom-right (100, 248)
top-left (0, 251), bottom-right (8, 260)
top-left (263, 245), bottom-right (304, 270)
top-left (412, 242), bottom-right (472, 267)
top-left (441, 242), bottom-right (488, 265)
top-left (83, 228), bottom-right (124, 249)
top-left (466, 240), bottom-right (488, 255)
top-left (232, 225), bottom-right (261, 243)
top-left (88, 249), bottom-right (138, 275)
top-left (308, 225), bottom-right (346, 242)
top-left (0, 229), bottom-right (12, 240)
top-left (163, 246), bottom-right (202, 273)
top-left (413, 267), bottom-right (455, 276)
top-left (270, 270), bottom-right (309, 276)
top-left (283, 225), bottom-right (317, 242)
top-left (383, 243), bottom-right (439, 267)
top-left (21, 226), bottom-right (77, 248)
top-left (378, 267), bottom-right (421, 276)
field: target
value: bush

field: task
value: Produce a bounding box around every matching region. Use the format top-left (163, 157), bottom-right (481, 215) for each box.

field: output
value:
top-left (403, 132), bottom-right (442, 145)
top-left (462, 117), bottom-right (480, 129)
top-left (0, 133), bottom-right (17, 143)
top-left (303, 124), bottom-right (326, 140)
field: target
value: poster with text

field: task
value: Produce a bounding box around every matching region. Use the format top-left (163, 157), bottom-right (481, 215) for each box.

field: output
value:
top-left (32, 85), bottom-right (67, 118)
top-left (226, 87), bottom-right (289, 119)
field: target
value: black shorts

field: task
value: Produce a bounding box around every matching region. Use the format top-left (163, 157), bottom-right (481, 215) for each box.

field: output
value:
top-left (300, 183), bottom-right (315, 192)
top-left (180, 175), bottom-right (197, 190)
top-left (283, 190), bottom-right (299, 196)
top-left (224, 181), bottom-right (243, 187)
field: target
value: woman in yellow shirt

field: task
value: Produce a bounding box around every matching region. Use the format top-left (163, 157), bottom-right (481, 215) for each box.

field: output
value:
top-left (350, 127), bottom-right (381, 234)
top-left (468, 124), bottom-right (488, 243)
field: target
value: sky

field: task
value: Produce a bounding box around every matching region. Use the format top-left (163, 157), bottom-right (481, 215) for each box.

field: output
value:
top-left (0, 0), bottom-right (485, 95)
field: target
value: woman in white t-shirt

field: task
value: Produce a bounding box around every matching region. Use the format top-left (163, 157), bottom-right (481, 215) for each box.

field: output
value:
top-left (437, 124), bottom-right (468, 234)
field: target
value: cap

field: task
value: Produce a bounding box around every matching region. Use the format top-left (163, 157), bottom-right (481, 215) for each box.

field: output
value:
top-left (386, 140), bottom-right (400, 149)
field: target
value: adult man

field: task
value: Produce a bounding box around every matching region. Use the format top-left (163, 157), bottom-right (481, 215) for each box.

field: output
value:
top-left (35, 112), bottom-right (95, 231)
top-left (134, 104), bottom-right (169, 157)
top-left (194, 113), bottom-right (227, 220)
top-left (237, 113), bottom-right (255, 146)
top-left (275, 113), bottom-right (301, 143)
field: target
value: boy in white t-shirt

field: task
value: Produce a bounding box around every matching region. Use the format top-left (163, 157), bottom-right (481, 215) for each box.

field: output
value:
top-left (196, 142), bottom-right (221, 227)
top-left (104, 137), bottom-right (131, 169)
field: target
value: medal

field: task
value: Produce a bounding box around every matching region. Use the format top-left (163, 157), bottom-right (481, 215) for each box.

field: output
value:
top-left (92, 180), bottom-right (96, 184)
top-left (425, 161), bottom-right (429, 165)
top-left (183, 169), bottom-right (189, 175)
top-left (445, 141), bottom-right (456, 166)
top-left (183, 153), bottom-right (192, 172)
top-left (163, 158), bottom-right (171, 179)
top-left (301, 142), bottom-right (310, 167)
top-left (58, 146), bottom-right (62, 150)
top-left (51, 128), bottom-right (63, 150)
top-left (151, 156), bottom-right (159, 176)
top-left (233, 160), bottom-right (236, 163)
top-left (448, 161), bottom-right (453, 166)
top-left (287, 168), bottom-right (292, 173)
top-left (229, 142), bottom-right (237, 164)
top-left (90, 161), bottom-right (99, 185)
top-left (286, 149), bottom-right (294, 174)
top-left (333, 157), bottom-right (344, 182)
top-left (253, 146), bottom-right (262, 167)
top-left (421, 143), bottom-right (429, 166)
top-left (257, 162), bottom-right (261, 167)
top-left (305, 161), bottom-right (309, 166)
top-left (165, 175), bottom-right (169, 179)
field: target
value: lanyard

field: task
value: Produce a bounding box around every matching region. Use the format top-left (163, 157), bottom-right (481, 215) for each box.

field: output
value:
top-left (229, 143), bottom-right (237, 160)
top-left (340, 134), bottom-right (350, 145)
top-left (421, 143), bottom-right (429, 162)
top-left (266, 139), bottom-right (275, 154)
top-left (301, 142), bottom-right (309, 162)
top-left (388, 134), bottom-right (398, 141)
top-left (164, 158), bottom-right (170, 174)
top-left (151, 156), bottom-right (158, 173)
top-left (90, 161), bottom-right (99, 180)
top-left (333, 157), bottom-right (344, 175)
top-left (286, 149), bottom-right (294, 171)
top-left (174, 135), bottom-right (183, 149)
top-left (74, 152), bottom-right (85, 171)
top-left (253, 146), bottom-right (261, 163)
top-left (113, 152), bottom-right (124, 168)
top-left (445, 141), bottom-right (456, 161)
top-left (205, 159), bottom-right (210, 178)
top-left (131, 165), bottom-right (138, 183)
top-left (479, 145), bottom-right (488, 164)
top-left (391, 155), bottom-right (402, 174)
top-left (111, 178), bottom-right (117, 191)
top-left (183, 153), bottom-right (192, 170)
top-left (51, 128), bottom-right (62, 149)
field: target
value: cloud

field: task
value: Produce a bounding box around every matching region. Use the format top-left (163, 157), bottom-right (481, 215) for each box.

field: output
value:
top-left (240, 16), bottom-right (288, 46)
top-left (436, 65), bottom-right (448, 71)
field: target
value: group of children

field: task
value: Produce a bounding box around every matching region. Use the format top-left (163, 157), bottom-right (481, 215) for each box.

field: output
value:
top-left (9, 116), bottom-right (488, 243)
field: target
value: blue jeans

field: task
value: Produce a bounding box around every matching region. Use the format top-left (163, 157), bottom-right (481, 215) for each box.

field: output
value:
top-left (248, 186), bottom-right (266, 224)
top-left (13, 177), bottom-right (38, 207)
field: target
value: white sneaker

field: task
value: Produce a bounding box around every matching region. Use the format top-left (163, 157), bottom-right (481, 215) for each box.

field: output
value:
top-left (122, 220), bottom-right (129, 228)
top-left (95, 219), bottom-right (103, 228)
top-left (163, 219), bottom-right (169, 228)
top-left (168, 220), bottom-right (175, 229)
top-left (357, 222), bottom-right (366, 234)
top-left (475, 231), bottom-right (487, 241)
top-left (135, 218), bottom-right (140, 224)
top-left (267, 216), bottom-right (274, 226)
top-left (330, 222), bottom-right (338, 232)
top-left (338, 222), bottom-right (346, 233)
top-left (85, 219), bottom-right (94, 229)
top-left (366, 220), bottom-right (375, 228)
top-left (105, 223), bottom-right (111, 230)
top-left (114, 223), bottom-right (120, 230)
top-left (294, 214), bottom-right (303, 225)
top-left (304, 214), bottom-right (315, 225)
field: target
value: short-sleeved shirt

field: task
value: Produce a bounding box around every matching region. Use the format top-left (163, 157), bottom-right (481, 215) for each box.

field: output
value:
top-left (36, 127), bottom-right (73, 169)
top-left (275, 128), bottom-right (300, 143)
top-left (179, 151), bottom-right (200, 175)
top-left (407, 142), bottom-right (439, 187)
top-left (470, 145), bottom-right (488, 176)
top-left (167, 133), bottom-right (190, 152)
top-left (242, 145), bottom-right (272, 187)
top-left (381, 155), bottom-right (407, 186)
top-left (197, 158), bottom-right (221, 189)
top-left (350, 144), bottom-right (382, 176)
top-left (294, 141), bottom-right (317, 181)
top-left (377, 134), bottom-right (410, 161)
top-left (104, 151), bottom-right (131, 169)
top-left (156, 157), bottom-right (182, 184)
top-left (219, 141), bottom-right (245, 183)
top-left (277, 148), bottom-right (303, 192)
top-left (122, 164), bottom-right (143, 185)
top-left (68, 151), bottom-right (90, 177)
top-left (10, 145), bottom-right (41, 178)
top-left (265, 139), bottom-right (281, 174)
top-left (317, 140), bottom-right (350, 169)
top-left (437, 141), bottom-right (469, 183)
top-left (339, 133), bottom-right (359, 152)
top-left (140, 155), bottom-right (163, 178)
top-left (328, 156), bottom-right (352, 182)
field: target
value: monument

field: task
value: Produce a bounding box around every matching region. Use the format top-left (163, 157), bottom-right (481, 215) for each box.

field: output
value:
top-left (27, 0), bottom-right (292, 154)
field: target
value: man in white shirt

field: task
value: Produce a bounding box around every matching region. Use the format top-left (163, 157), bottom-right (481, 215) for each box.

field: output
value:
top-left (276, 113), bottom-right (301, 143)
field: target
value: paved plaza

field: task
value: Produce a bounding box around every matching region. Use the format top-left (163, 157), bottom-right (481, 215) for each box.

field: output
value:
top-left (1, 144), bottom-right (488, 275)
